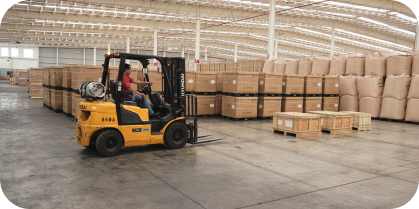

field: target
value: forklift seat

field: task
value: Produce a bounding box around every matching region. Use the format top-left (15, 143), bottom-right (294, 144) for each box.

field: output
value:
top-left (109, 80), bottom-right (137, 106)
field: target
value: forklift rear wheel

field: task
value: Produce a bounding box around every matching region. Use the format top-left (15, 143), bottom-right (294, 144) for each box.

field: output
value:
top-left (95, 130), bottom-right (123, 157)
top-left (164, 122), bottom-right (188, 149)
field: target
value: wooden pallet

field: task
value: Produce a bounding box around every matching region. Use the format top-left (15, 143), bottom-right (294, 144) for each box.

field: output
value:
top-left (272, 129), bottom-right (322, 138)
top-left (30, 97), bottom-right (43, 99)
top-left (322, 129), bottom-right (353, 134)
top-left (353, 126), bottom-right (371, 131)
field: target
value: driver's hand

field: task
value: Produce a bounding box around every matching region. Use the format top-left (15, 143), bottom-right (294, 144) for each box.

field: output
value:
top-left (147, 82), bottom-right (153, 85)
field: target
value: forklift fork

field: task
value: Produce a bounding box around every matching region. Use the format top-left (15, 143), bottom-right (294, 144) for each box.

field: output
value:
top-left (186, 94), bottom-right (224, 144)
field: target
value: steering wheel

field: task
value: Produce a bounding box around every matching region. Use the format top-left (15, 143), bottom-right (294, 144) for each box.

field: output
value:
top-left (138, 83), bottom-right (153, 95)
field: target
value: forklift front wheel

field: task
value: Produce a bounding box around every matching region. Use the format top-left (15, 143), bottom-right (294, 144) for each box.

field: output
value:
top-left (95, 130), bottom-right (123, 157)
top-left (164, 122), bottom-right (188, 149)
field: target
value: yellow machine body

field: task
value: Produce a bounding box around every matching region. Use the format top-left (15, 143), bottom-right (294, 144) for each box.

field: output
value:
top-left (76, 100), bottom-right (184, 147)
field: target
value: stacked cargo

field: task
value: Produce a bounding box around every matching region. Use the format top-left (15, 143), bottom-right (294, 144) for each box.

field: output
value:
top-left (17, 69), bottom-right (28, 86)
top-left (298, 57), bottom-right (313, 75)
top-left (62, 65), bottom-right (73, 116)
top-left (339, 75), bottom-right (358, 112)
top-left (71, 65), bottom-right (102, 118)
top-left (43, 67), bottom-right (50, 107)
top-left (405, 75), bottom-right (419, 122)
top-left (272, 112), bottom-right (322, 138)
top-left (29, 68), bottom-right (43, 98)
top-left (357, 76), bottom-right (384, 118)
top-left (303, 75), bottom-right (322, 113)
top-left (308, 111), bottom-right (353, 134)
top-left (222, 71), bottom-right (259, 120)
top-left (346, 54), bottom-right (365, 76)
top-left (258, 73), bottom-right (282, 119)
top-left (282, 75), bottom-right (304, 113)
top-left (380, 75), bottom-right (411, 120)
top-left (273, 60), bottom-right (286, 74)
top-left (311, 58), bottom-right (331, 76)
top-left (194, 72), bottom-right (217, 116)
top-left (365, 52), bottom-right (388, 77)
top-left (329, 54), bottom-right (347, 75)
top-left (285, 60), bottom-right (299, 75)
top-left (50, 66), bottom-right (63, 112)
top-left (322, 76), bottom-right (340, 111)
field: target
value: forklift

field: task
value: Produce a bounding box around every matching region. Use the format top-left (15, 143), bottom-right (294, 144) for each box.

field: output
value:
top-left (76, 53), bottom-right (222, 157)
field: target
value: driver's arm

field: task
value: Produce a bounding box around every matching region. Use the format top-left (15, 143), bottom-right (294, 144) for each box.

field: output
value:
top-left (127, 85), bottom-right (144, 97)
top-left (132, 79), bottom-right (152, 85)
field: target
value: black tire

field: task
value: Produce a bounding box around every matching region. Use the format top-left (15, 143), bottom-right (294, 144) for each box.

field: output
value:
top-left (164, 122), bottom-right (188, 149)
top-left (95, 130), bottom-right (123, 157)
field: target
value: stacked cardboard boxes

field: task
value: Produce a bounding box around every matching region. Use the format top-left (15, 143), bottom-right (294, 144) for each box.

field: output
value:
top-left (62, 65), bottom-right (73, 115)
top-left (258, 73), bottom-right (282, 118)
top-left (322, 76), bottom-right (340, 112)
top-left (71, 65), bottom-right (102, 117)
top-left (17, 69), bottom-right (28, 86)
top-left (303, 75), bottom-right (322, 112)
top-left (282, 75), bottom-right (304, 113)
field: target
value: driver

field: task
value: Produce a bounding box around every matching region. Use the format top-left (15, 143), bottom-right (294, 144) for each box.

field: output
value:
top-left (116, 64), bottom-right (158, 119)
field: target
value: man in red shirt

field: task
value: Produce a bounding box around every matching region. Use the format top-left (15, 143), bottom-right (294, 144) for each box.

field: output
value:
top-left (116, 64), bottom-right (157, 118)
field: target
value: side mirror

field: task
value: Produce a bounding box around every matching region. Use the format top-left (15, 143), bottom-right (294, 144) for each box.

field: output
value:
top-left (157, 68), bottom-right (162, 74)
top-left (142, 68), bottom-right (148, 74)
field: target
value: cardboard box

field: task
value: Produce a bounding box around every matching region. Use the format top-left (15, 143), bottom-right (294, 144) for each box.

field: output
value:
top-left (50, 89), bottom-right (63, 110)
top-left (215, 94), bottom-right (222, 115)
top-left (18, 69), bottom-right (28, 78)
top-left (322, 76), bottom-right (340, 95)
top-left (43, 67), bottom-right (50, 86)
top-left (222, 72), bottom-right (258, 94)
top-left (282, 75), bottom-right (305, 95)
top-left (29, 83), bottom-right (43, 98)
top-left (303, 97), bottom-right (322, 113)
top-left (273, 112), bottom-right (322, 136)
top-left (62, 65), bottom-right (72, 88)
top-left (72, 92), bottom-right (85, 118)
top-left (304, 76), bottom-right (322, 95)
top-left (259, 73), bottom-right (283, 94)
top-left (44, 88), bottom-right (51, 107)
top-left (29, 68), bottom-right (43, 83)
top-left (196, 95), bottom-right (216, 115)
top-left (50, 66), bottom-right (63, 87)
top-left (322, 97), bottom-right (339, 112)
top-left (18, 78), bottom-right (28, 86)
top-left (257, 97), bottom-right (282, 117)
top-left (43, 87), bottom-right (47, 105)
top-left (71, 65), bottom-right (103, 90)
top-left (186, 72), bottom-right (196, 92)
top-left (216, 72), bottom-right (222, 92)
top-left (63, 91), bottom-right (72, 114)
top-left (340, 111), bottom-right (371, 130)
top-left (221, 95), bottom-right (257, 118)
top-left (195, 72), bottom-right (217, 93)
top-left (282, 97), bottom-right (303, 113)
top-left (137, 69), bottom-right (163, 92)
top-left (308, 111), bottom-right (353, 131)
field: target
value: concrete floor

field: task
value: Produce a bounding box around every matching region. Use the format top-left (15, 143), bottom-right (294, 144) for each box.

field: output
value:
top-left (0, 80), bottom-right (418, 209)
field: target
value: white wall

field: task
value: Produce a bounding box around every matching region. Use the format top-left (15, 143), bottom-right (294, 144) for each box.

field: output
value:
top-left (0, 43), bottom-right (39, 69)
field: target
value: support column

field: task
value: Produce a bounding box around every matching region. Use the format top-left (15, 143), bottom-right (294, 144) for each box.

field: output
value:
top-left (267, 0), bottom-right (275, 60)
top-left (56, 47), bottom-right (59, 65)
top-left (330, 24), bottom-right (336, 59)
top-left (195, 19), bottom-right (201, 71)
top-left (416, 24), bottom-right (419, 50)
top-left (83, 48), bottom-right (85, 65)
top-left (93, 46), bottom-right (96, 66)
top-left (275, 37), bottom-right (278, 60)
top-left (205, 45), bottom-right (208, 60)
top-left (153, 29), bottom-right (158, 66)
top-left (234, 41), bottom-right (238, 62)
top-left (126, 36), bottom-right (130, 64)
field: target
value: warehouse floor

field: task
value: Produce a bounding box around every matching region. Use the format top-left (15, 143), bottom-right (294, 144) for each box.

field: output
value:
top-left (1, 80), bottom-right (418, 209)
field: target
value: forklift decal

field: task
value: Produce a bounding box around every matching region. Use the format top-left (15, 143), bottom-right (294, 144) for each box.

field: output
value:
top-left (80, 105), bottom-right (87, 110)
top-left (102, 117), bottom-right (115, 122)
top-left (132, 128), bottom-right (149, 132)
top-left (180, 74), bottom-right (185, 97)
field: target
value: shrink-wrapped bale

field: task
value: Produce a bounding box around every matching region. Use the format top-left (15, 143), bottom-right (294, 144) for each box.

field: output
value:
top-left (380, 97), bottom-right (407, 120)
top-left (273, 60), bottom-right (286, 74)
top-left (262, 59), bottom-right (274, 73)
top-left (412, 51), bottom-right (419, 75)
top-left (346, 55), bottom-right (365, 75)
top-left (339, 95), bottom-right (359, 112)
top-left (285, 60), bottom-right (299, 75)
top-left (329, 54), bottom-right (347, 75)
top-left (387, 55), bottom-right (412, 76)
top-left (357, 76), bottom-right (384, 98)
top-left (339, 75), bottom-right (358, 97)
top-left (405, 99), bottom-right (419, 122)
top-left (359, 96), bottom-right (382, 118)
top-left (298, 57), bottom-right (313, 75)
top-left (382, 75), bottom-right (411, 100)
top-left (311, 58), bottom-right (331, 75)
top-left (407, 75), bottom-right (419, 99)
top-left (365, 52), bottom-right (388, 77)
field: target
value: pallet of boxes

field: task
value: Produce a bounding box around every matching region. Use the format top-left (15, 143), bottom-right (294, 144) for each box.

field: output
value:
top-left (43, 67), bottom-right (51, 109)
top-left (258, 60), bottom-right (282, 120)
top-left (49, 66), bottom-right (64, 113)
top-left (28, 68), bottom-right (43, 99)
top-left (71, 65), bottom-right (103, 119)
top-left (62, 65), bottom-right (73, 117)
top-left (17, 69), bottom-right (29, 87)
top-left (221, 62), bottom-right (259, 120)
top-left (0, 73), bottom-right (7, 80)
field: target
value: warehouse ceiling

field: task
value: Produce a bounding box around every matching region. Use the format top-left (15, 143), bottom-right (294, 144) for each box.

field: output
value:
top-left (0, 0), bottom-right (416, 61)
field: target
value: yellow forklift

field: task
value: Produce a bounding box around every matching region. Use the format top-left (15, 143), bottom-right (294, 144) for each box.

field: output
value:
top-left (76, 53), bottom-right (222, 157)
